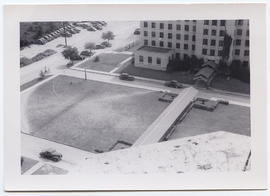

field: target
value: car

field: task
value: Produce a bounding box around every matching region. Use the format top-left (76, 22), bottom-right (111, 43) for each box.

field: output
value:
top-left (86, 26), bottom-right (96, 31)
top-left (100, 41), bottom-right (112, 48)
top-left (92, 24), bottom-right (102, 30)
top-left (133, 28), bottom-right (140, 35)
top-left (39, 148), bottom-right (62, 162)
top-left (158, 92), bottom-right (177, 103)
top-left (95, 44), bottom-right (106, 49)
top-left (119, 73), bottom-right (135, 81)
top-left (164, 80), bottom-right (184, 88)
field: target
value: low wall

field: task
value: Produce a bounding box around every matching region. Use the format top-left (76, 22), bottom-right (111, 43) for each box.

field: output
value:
top-left (133, 87), bottom-right (199, 146)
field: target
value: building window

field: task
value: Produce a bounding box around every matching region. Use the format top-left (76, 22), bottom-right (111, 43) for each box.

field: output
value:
top-left (144, 40), bottom-right (148, 45)
top-left (143, 22), bottom-right (148, 28)
top-left (210, 49), bottom-right (215, 56)
top-left (202, 48), bottom-right (207, 55)
top-left (176, 43), bottom-right (180, 48)
top-left (218, 50), bottom-right (223, 56)
top-left (237, 20), bottom-right (243, 26)
top-left (246, 30), bottom-right (249, 36)
top-left (168, 42), bottom-right (172, 48)
top-left (151, 31), bottom-right (156, 37)
top-left (156, 58), bottom-right (161, 64)
top-left (184, 34), bottom-right (189, 40)
top-left (192, 26), bottom-right (196, 32)
top-left (244, 50), bottom-right (249, 56)
top-left (151, 22), bottom-right (156, 28)
top-left (176, 53), bottom-right (180, 59)
top-left (148, 56), bottom-right (152, 63)
top-left (204, 20), bottom-right (209, 25)
top-left (151, 40), bottom-right (156, 46)
top-left (237, 29), bottom-right (242, 36)
top-left (203, 39), bottom-right (208, 45)
top-left (212, 20), bottom-right (217, 26)
top-left (159, 32), bottom-right (164, 38)
top-left (236, 39), bottom-right (241, 46)
top-left (159, 41), bottom-right (164, 47)
top-left (219, 30), bottom-right (225, 36)
top-left (203, 29), bottom-right (208, 35)
top-left (176, 24), bottom-right (181, 30)
top-left (160, 23), bottom-right (164, 29)
top-left (184, 44), bottom-right (188, 49)
top-left (220, 20), bottom-right (226, 26)
top-left (192, 45), bottom-right (195, 51)
top-left (168, 23), bottom-right (173, 30)
top-left (139, 55), bottom-right (143, 62)
top-left (185, 25), bottom-right (189, 31)
top-left (245, 40), bottom-right (249, 47)
top-left (192, 35), bottom-right (196, 41)
top-left (234, 49), bottom-right (240, 56)
top-left (168, 33), bottom-right (172, 39)
top-left (144, 31), bottom-right (148, 36)
top-left (211, 30), bottom-right (216, 36)
top-left (176, 34), bottom-right (181, 40)
top-left (211, 40), bottom-right (216, 46)
top-left (219, 40), bottom-right (224, 46)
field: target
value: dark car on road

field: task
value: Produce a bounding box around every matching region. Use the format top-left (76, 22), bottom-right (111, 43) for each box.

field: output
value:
top-left (119, 73), bottom-right (135, 81)
top-left (95, 44), bottom-right (106, 49)
top-left (164, 80), bottom-right (184, 88)
top-left (39, 148), bottom-right (63, 162)
top-left (101, 41), bottom-right (112, 48)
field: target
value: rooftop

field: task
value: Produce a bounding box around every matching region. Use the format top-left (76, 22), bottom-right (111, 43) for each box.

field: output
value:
top-left (137, 46), bottom-right (172, 53)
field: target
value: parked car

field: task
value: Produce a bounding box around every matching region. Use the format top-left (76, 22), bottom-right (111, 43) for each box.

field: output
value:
top-left (36, 38), bottom-right (47, 45)
top-left (86, 26), bottom-right (96, 31)
top-left (61, 32), bottom-right (72, 37)
top-left (158, 93), bottom-right (177, 103)
top-left (92, 24), bottom-right (102, 30)
top-left (164, 80), bottom-right (184, 88)
top-left (39, 148), bottom-right (62, 162)
top-left (133, 28), bottom-right (140, 35)
top-left (95, 44), bottom-right (106, 49)
top-left (101, 41), bottom-right (112, 48)
top-left (119, 73), bottom-right (135, 81)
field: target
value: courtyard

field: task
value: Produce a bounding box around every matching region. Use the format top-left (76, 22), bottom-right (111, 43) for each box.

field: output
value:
top-left (168, 104), bottom-right (250, 140)
top-left (21, 75), bottom-right (170, 153)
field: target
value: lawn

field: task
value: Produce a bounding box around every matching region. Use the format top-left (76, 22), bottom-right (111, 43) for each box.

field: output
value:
top-left (21, 157), bottom-right (39, 174)
top-left (32, 164), bottom-right (68, 175)
top-left (117, 63), bottom-right (194, 84)
top-left (20, 75), bottom-right (52, 92)
top-left (169, 104), bottom-right (250, 140)
top-left (78, 53), bottom-right (131, 72)
top-left (211, 75), bottom-right (250, 95)
top-left (22, 75), bottom-right (169, 153)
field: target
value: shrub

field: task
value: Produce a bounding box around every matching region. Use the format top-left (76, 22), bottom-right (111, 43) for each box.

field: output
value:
top-left (62, 46), bottom-right (82, 61)
top-left (20, 57), bottom-right (33, 67)
top-left (31, 49), bottom-right (56, 62)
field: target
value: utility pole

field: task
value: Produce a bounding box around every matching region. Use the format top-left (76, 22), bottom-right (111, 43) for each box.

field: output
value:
top-left (63, 22), bottom-right (67, 47)
top-left (84, 69), bottom-right (87, 80)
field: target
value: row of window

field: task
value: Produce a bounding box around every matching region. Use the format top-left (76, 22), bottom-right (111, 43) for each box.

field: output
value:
top-left (202, 29), bottom-right (225, 36)
top-left (203, 39), bottom-right (224, 47)
top-left (204, 20), bottom-right (226, 26)
top-left (143, 22), bottom-right (196, 32)
top-left (144, 39), bottom-right (195, 50)
top-left (144, 31), bottom-right (196, 41)
top-left (235, 29), bottom-right (249, 36)
top-left (139, 55), bottom-right (161, 65)
top-left (235, 39), bottom-right (250, 47)
top-left (235, 49), bottom-right (249, 56)
top-left (201, 48), bottom-right (249, 56)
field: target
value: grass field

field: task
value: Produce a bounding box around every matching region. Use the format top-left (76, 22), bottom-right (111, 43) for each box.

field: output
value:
top-left (117, 63), bottom-right (194, 84)
top-left (169, 104), bottom-right (250, 140)
top-left (78, 53), bottom-right (131, 72)
top-left (21, 157), bottom-right (39, 174)
top-left (211, 75), bottom-right (250, 95)
top-left (22, 75), bottom-right (169, 153)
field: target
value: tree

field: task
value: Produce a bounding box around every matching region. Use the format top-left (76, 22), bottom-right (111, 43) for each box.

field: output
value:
top-left (62, 46), bottom-right (81, 62)
top-left (84, 42), bottom-right (96, 52)
top-left (101, 31), bottom-right (115, 43)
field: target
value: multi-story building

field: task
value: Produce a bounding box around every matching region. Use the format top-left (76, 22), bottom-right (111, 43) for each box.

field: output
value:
top-left (134, 20), bottom-right (250, 71)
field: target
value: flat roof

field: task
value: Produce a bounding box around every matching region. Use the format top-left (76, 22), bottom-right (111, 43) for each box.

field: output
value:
top-left (137, 46), bottom-right (172, 53)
